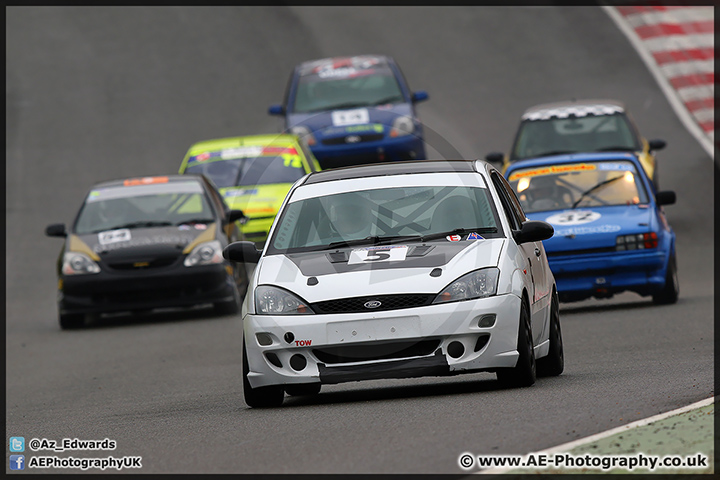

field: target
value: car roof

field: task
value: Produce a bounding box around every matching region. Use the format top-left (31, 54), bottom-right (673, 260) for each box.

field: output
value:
top-left (92, 174), bottom-right (206, 190)
top-left (303, 159), bottom-right (479, 185)
top-left (505, 152), bottom-right (643, 172)
top-left (186, 134), bottom-right (300, 155)
top-left (521, 99), bottom-right (627, 121)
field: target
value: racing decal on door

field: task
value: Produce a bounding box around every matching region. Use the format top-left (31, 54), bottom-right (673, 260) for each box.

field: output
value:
top-left (546, 210), bottom-right (601, 226)
top-left (98, 229), bottom-right (131, 245)
top-left (347, 245), bottom-right (409, 265)
top-left (331, 108), bottom-right (370, 126)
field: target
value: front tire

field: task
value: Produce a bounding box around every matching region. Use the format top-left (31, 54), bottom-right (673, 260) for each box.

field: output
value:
top-left (242, 342), bottom-right (284, 408)
top-left (537, 289), bottom-right (564, 377)
top-left (653, 253), bottom-right (679, 305)
top-left (497, 297), bottom-right (536, 387)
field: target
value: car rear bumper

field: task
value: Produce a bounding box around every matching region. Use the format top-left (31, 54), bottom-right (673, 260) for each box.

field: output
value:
top-left (548, 249), bottom-right (668, 300)
top-left (59, 263), bottom-right (237, 315)
top-left (243, 293), bottom-right (522, 388)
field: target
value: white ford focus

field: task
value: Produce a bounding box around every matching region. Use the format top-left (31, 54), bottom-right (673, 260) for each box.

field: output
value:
top-left (224, 160), bottom-right (563, 407)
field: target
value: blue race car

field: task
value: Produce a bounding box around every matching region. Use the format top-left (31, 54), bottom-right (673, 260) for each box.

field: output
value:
top-left (504, 152), bottom-right (678, 304)
top-left (268, 54), bottom-right (429, 170)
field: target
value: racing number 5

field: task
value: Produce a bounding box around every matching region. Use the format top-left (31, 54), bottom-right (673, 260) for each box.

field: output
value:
top-left (364, 248), bottom-right (391, 262)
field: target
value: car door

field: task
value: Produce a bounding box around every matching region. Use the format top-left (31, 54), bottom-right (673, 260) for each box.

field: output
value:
top-left (490, 171), bottom-right (548, 342)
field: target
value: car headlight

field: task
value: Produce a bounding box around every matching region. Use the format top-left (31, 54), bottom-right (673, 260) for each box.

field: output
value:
top-left (255, 285), bottom-right (314, 315)
top-left (62, 252), bottom-right (101, 275)
top-left (184, 240), bottom-right (223, 267)
top-left (433, 267), bottom-right (500, 304)
top-left (389, 116), bottom-right (415, 137)
top-left (290, 125), bottom-right (317, 146)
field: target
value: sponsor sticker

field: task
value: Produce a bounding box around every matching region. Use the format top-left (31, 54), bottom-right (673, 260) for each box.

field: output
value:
top-left (508, 163), bottom-right (597, 181)
top-left (98, 229), bottom-right (131, 245)
top-left (224, 189), bottom-right (258, 197)
top-left (446, 235), bottom-right (462, 242)
top-left (546, 210), bottom-right (601, 226)
top-left (347, 245), bottom-right (409, 264)
top-left (194, 224), bottom-right (207, 230)
top-left (178, 225), bottom-right (191, 231)
top-left (331, 108), bottom-right (370, 126)
top-left (221, 146), bottom-right (263, 159)
top-left (466, 232), bottom-right (484, 240)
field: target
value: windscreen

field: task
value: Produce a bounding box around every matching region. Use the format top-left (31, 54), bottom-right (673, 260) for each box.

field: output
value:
top-left (74, 181), bottom-right (214, 234)
top-left (511, 113), bottom-right (640, 160)
top-left (507, 160), bottom-right (649, 213)
top-left (267, 185), bottom-right (503, 254)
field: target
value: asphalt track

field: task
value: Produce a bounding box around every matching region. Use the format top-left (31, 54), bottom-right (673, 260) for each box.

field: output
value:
top-left (5, 6), bottom-right (714, 474)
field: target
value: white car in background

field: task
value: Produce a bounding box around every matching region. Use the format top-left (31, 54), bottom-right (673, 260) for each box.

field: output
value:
top-left (224, 159), bottom-right (563, 407)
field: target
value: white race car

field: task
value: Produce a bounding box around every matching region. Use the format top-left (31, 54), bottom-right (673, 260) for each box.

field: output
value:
top-left (224, 160), bottom-right (563, 407)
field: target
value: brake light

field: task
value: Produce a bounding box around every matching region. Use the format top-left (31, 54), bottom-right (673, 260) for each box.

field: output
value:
top-left (616, 232), bottom-right (658, 250)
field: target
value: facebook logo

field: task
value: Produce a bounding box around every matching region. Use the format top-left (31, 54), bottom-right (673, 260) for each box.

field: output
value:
top-left (9, 455), bottom-right (25, 470)
top-left (9, 437), bottom-right (25, 452)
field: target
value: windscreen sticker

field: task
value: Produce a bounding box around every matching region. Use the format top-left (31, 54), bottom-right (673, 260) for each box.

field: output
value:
top-left (545, 210), bottom-right (601, 226)
top-left (466, 232), bottom-right (484, 240)
top-left (98, 229), bottom-right (132, 245)
top-left (347, 245), bottom-right (409, 264)
top-left (508, 163), bottom-right (597, 181)
top-left (554, 224), bottom-right (622, 236)
top-left (597, 162), bottom-right (634, 171)
top-left (123, 176), bottom-right (169, 187)
top-left (221, 146), bottom-right (263, 159)
top-left (446, 235), bottom-right (462, 242)
top-left (332, 108), bottom-right (370, 126)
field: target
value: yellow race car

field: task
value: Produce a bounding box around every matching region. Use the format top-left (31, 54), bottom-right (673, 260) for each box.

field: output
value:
top-left (486, 99), bottom-right (666, 188)
top-left (179, 134), bottom-right (321, 244)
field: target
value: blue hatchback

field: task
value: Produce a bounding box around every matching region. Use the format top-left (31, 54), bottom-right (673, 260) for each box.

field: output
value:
top-left (504, 152), bottom-right (678, 304)
top-left (268, 54), bottom-right (428, 170)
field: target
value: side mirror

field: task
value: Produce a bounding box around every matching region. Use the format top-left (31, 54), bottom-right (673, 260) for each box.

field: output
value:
top-left (411, 91), bottom-right (429, 103)
top-left (656, 190), bottom-right (676, 206)
top-left (485, 152), bottom-right (505, 166)
top-left (227, 209), bottom-right (247, 224)
top-left (514, 220), bottom-right (554, 244)
top-left (268, 104), bottom-right (284, 116)
top-left (46, 223), bottom-right (67, 237)
top-left (223, 241), bottom-right (262, 264)
top-left (648, 139), bottom-right (666, 151)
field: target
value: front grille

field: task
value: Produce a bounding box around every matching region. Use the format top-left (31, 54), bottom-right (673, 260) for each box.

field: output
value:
top-left (313, 339), bottom-right (440, 364)
top-left (322, 133), bottom-right (384, 146)
top-left (107, 257), bottom-right (177, 270)
top-left (91, 284), bottom-right (215, 304)
top-left (311, 294), bottom-right (435, 314)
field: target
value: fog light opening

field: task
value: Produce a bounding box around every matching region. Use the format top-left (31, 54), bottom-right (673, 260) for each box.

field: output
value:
top-left (447, 341), bottom-right (465, 359)
top-left (478, 314), bottom-right (496, 328)
top-left (256, 333), bottom-right (273, 346)
top-left (290, 354), bottom-right (307, 371)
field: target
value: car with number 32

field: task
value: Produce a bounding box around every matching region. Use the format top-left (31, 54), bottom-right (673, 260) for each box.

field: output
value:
top-left (504, 152), bottom-right (678, 304)
top-left (223, 159), bottom-right (563, 408)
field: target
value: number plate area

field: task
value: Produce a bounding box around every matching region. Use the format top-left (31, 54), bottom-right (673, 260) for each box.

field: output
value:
top-left (347, 245), bottom-right (409, 265)
top-left (326, 316), bottom-right (421, 343)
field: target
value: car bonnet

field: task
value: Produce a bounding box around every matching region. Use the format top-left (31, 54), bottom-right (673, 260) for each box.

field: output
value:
top-left (527, 205), bottom-right (655, 252)
top-left (255, 238), bottom-right (504, 303)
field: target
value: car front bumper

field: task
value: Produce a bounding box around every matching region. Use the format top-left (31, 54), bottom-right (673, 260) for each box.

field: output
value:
top-left (311, 134), bottom-right (426, 169)
top-left (548, 248), bottom-right (668, 300)
top-left (59, 263), bottom-right (237, 315)
top-left (243, 293), bottom-right (521, 388)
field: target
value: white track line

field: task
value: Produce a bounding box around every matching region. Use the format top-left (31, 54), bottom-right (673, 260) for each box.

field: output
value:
top-left (479, 396), bottom-right (715, 474)
top-left (602, 5), bottom-right (715, 158)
